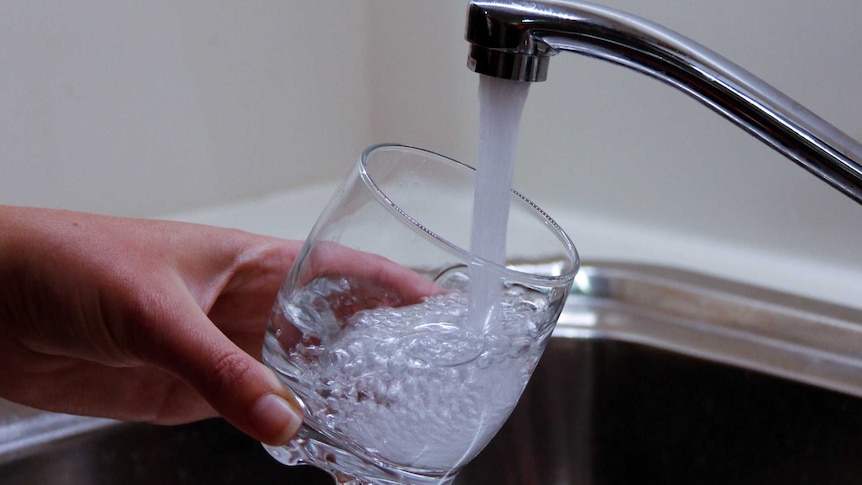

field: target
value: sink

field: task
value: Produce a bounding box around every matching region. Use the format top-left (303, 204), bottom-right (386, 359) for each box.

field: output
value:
top-left (2, 262), bottom-right (862, 484)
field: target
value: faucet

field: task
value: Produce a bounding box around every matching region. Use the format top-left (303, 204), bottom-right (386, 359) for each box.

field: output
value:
top-left (465, 0), bottom-right (862, 205)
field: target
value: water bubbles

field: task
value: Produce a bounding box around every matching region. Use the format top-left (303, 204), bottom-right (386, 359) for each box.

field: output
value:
top-left (506, 335), bottom-right (532, 359)
top-left (296, 341), bottom-right (323, 358)
top-left (403, 323), bottom-right (485, 367)
top-left (275, 276), bottom-right (558, 470)
top-left (282, 300), bottom-right (322, 337)
top-left (433, 265), bottom-right (471, 291)
top-left (320, 348), bottom-right (351, 368)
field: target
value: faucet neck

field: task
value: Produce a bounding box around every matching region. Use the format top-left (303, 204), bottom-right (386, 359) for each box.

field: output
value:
top-left (465, 0), bottom-right (862, 204)
top-left (466, 1), bottom-right (558, 81)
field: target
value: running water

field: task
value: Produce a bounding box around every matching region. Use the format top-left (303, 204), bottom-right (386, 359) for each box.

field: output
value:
top-left (268, 274), bottom-right (557, 474)
top-left (469, 75), bottom-right (531, 331)
top-left (263, 75), bottom-right (541, 483)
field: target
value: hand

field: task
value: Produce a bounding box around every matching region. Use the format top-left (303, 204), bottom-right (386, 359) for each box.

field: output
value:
top-left (297, 239), bottom-right (442, 303)
top-left (0, 206), bottom-right (441, 446)
top-left (0, 206), bottom-right (304, 445)
top-left (274, 239), bottom-right (444, 349)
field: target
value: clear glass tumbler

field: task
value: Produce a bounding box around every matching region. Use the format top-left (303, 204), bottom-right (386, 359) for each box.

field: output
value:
top-left (262, 144), bottom-right (578, 484)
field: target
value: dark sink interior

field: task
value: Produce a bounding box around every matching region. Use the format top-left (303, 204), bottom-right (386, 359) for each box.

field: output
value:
top-left (3, 336), bottom-right (862, 485)
top-left (461, 338), bottom-right (862, 485)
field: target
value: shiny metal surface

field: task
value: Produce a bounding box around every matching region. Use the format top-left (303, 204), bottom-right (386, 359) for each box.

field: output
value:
top-left (564, 262), bottom-right (862, 398)
top-left (466, 1), bottom-right (862, 204)
top-left (2, 262), bottom-right (862, 483)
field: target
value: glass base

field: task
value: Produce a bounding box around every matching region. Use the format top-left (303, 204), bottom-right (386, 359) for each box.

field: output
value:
top-left (262, 427), bottom-right (456, 485)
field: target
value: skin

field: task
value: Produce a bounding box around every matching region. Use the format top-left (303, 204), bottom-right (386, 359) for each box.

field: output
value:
top-left (0, 205), bottom-right (304, 445)
top-left (0, 205), bottom-right (437, 446)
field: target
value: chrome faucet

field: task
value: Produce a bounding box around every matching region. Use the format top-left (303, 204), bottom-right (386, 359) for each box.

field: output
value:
top-left (465, 0), bottom-right (862, 204)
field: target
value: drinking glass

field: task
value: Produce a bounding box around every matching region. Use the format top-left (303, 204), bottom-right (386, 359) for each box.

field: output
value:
top-left (262, 144), bottom-right (578, 484)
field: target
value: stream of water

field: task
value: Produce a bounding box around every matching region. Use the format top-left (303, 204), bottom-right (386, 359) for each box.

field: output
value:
top-left (469, 75), bottom-right (531, 331)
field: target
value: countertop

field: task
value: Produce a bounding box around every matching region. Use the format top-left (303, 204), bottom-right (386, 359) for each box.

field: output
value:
top-left (164, 182), bottom-right (862, 311)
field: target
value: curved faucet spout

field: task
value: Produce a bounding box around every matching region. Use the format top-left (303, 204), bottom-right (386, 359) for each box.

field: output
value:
top-left (466, 0), bottom-right (862, 204)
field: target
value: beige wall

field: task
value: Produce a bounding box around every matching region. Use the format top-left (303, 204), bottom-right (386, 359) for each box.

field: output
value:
top-left (0, 1), bottom-right (372, 216)
top-left (2, 1), bottom-right (860, 303)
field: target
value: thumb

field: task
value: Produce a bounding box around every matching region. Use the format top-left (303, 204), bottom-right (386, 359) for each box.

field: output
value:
top-left (147, 298), bottom-right (303, 445)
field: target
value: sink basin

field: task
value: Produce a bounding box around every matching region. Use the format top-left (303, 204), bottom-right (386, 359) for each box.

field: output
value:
top-left (2, 262), bottom-right (862, 484)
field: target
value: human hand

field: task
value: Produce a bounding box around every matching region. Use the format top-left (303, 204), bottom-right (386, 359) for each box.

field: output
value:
top-left (272, 239), bottom-right (444, 350)
top-left (0, 206), bottom-right (441, 446)
top-left (0, 206), bottom-right (307, 445)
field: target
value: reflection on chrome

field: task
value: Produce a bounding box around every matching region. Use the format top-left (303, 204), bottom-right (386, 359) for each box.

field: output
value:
top-left (573, 270), bottom-right (592, 295)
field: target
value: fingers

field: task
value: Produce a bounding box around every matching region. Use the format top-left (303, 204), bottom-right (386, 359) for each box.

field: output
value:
top-left (1, 357), bottom-right (214, 425)
top-left (302, 241), bottom-right (441, 302)
top-left (137, 293), bottom-right (303, 446)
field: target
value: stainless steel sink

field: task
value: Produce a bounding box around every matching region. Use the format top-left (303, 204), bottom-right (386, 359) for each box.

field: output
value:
top-left (2, 262), bottom-right (862, 484)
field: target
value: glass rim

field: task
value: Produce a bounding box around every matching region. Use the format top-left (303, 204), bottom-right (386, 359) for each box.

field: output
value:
top-left (359, 143), bottom-right (579, 286)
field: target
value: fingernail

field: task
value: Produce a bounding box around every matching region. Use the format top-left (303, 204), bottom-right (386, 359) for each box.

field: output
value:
top-left (251, 393), bottom-right (303, 445)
